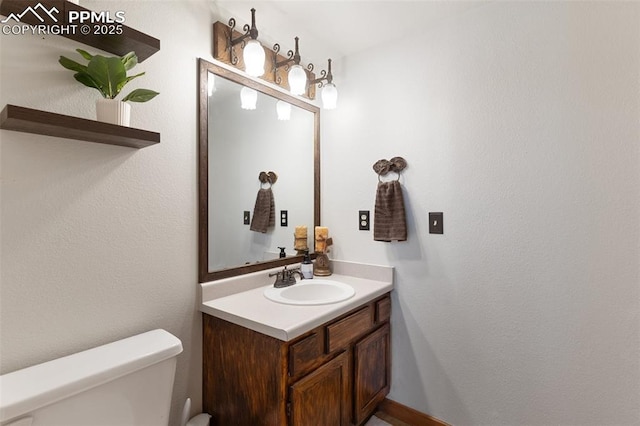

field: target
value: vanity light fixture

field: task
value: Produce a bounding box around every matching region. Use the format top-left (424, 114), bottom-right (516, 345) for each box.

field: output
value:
top-left (273, 37), bottom-right (312, 96)
top-left (227, 8), bottom-right (266, 77)
top-left (309, 59), bottom-right (338, 109)
top-left (276, 100), bottom-right (291, 120)
top-left (240, 87), bottom-right (258, 110)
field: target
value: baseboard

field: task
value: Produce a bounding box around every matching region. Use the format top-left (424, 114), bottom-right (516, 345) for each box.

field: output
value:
top-left (378, 398), bottom-right (450, 426)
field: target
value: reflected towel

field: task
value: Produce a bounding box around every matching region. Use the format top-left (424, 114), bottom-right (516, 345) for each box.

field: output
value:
top-left (374, 180), bottom-right (407, 242)
top-left (250, 188), bottom-right (275, 233)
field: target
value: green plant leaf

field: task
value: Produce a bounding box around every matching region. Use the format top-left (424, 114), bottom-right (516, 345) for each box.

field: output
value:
top-left (122, 88), bottom-right (160, 103)
top-left (58, 49), bottom-right (157, 103)
top-left (116, 71), bottom-right (145, 93)
top-left (120, 52), bottom-right (138, 71)
top-left (73, 72), bottom-right (105, 97)
top-left (87, 55), bottom-right (126, 99)
top-left (76, 49), bottom-right (94, 60)
top-left (59, 55), bottom-right (87, 73)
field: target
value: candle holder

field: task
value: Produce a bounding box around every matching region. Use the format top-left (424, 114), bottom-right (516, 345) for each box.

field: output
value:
top-left (313, 253), bottom-right (332, 276)
top-left (313, 236), bottom-right (333, 276)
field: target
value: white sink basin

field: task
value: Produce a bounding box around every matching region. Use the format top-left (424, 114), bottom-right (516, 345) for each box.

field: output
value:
top-left (264, 279), bottom-right (355, 306)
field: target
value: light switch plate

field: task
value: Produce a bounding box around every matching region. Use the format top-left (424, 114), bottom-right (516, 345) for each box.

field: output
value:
top-left (280, 210), bottom-right (288, 227)
top-left (429, 212), bottom-right (443, 234)
top-left (243, 211), bottom-right (250, 225)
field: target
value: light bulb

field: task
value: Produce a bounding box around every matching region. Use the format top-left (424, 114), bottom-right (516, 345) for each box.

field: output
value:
top-left (288, 64), bottom-right (307, 95)
top-left (243, 40), bottom-right (265, 77)
top-left (240, 87), bottom-right (257, 110)
top-left (321, 83), bottom-right (338, 109)
top-left (276, 100), bottom-right (291, 120)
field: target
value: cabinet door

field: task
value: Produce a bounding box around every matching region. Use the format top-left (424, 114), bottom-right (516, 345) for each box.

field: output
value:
top-left (354, 323), bottom-right (391, 425)
top-left (289, 351), bottom-right (351, 426)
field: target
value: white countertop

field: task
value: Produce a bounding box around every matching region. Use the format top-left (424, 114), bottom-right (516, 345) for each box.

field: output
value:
top-left (200, 260), bottom-right (394, 341)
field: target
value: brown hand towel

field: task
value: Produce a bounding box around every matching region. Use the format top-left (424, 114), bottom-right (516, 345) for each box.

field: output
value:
top-left (374, 180), bottom-right (407, 242)
top-left (250, 188), bottom-right (275, 233)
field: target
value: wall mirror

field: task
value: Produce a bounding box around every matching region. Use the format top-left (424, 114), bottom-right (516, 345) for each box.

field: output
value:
top-left (199, 59), bottom-right (320, 282)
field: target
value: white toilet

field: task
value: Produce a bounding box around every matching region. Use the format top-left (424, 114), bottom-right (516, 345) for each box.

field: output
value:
top-left (0, 329), bottom-right (183, 426)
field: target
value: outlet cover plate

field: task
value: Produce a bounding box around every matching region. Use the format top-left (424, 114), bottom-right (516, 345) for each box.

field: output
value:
top-left (359, 210), bottom-right (370, 231)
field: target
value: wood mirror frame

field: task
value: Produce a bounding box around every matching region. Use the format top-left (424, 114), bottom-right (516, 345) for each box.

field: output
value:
top-left (198, 58), bottom-right (320, 282)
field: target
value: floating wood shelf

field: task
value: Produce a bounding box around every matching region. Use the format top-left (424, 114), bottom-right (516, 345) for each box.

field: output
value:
top-left (0, 105), bottom-right (160, 148)
top-left (0, 0), bottom-right (160, 62)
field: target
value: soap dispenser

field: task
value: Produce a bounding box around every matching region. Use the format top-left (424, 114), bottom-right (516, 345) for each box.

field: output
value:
top-left (278, 247), bottom-right (286, 258)
top-left (301, 250), bottom-right (313, 279)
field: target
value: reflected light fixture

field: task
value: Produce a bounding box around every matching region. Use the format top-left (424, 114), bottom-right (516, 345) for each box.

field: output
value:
top-left (227, 8), bottom-right (265, 77)
top-left (309, 59), bottom-right (338, 109)
top-left (276, 100), bottom-right (291, 120)
top-left (207, 72), bottom-right (216, 96)
top-left (240, 87), bottom-right (257, 110)
top-left (274, 37), bottom-right (312, 95)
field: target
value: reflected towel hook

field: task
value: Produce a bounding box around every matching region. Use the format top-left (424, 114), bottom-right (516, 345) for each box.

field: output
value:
top-left (258, 171), bottom-right (278, 187)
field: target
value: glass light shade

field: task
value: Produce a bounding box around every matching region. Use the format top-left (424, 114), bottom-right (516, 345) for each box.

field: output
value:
top-left (288, 64), bottom-right (307, 95)
top-left (243, 40), bottom-right (265, 77)
top-left (321, 83), bottom-right (338, 109)
top-left (276, 100), bottom-right (291, 120)
top-left (240, 87), bottom-right (257, 110)
top-left (207, 72), bottom-right (216, 96)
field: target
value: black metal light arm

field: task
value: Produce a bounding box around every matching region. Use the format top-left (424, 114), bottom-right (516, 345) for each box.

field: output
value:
top-left (227, 8), bottom-right (259, 65)
top-left (309, 59), bottom-right (333, 87)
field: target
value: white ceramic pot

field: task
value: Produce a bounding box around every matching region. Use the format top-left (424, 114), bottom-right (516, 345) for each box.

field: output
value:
top-left (96, 99), bottom-right (131, 126)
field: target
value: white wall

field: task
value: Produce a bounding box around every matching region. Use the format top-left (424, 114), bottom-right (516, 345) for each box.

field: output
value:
top-left (0, 2), bottom-right (219, 424)
top-left (322, 2), bottom-right (640, 425)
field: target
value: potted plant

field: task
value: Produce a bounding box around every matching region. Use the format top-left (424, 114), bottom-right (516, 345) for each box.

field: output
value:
top-left (59, 49), bottom-right (159, 126)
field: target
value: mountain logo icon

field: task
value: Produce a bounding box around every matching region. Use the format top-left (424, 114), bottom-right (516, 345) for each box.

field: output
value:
top-left (1, 3), bottom-right (60, 24)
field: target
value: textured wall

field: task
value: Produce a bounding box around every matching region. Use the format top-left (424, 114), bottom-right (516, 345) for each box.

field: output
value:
top-left (0, 2), bottom-right (217, 424)
top-left (322, 2), bottom-right (640, 425)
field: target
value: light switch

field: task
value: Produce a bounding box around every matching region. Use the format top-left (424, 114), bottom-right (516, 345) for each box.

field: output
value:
top-left (429, 212), bottom-right (443, 234)
top-left (243, 211), bottom-right (250, 225)
top-left (280, 210), bottom-right (288, 227)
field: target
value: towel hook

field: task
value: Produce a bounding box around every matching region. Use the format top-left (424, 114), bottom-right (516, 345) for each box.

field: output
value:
top-left (373, 157), bottom-right (407, 181)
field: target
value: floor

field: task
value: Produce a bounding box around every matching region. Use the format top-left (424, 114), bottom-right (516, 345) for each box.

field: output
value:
top-left (366, 412), bottom-right (411, 426)
top-left (365, 417), bottom-right (392, 426)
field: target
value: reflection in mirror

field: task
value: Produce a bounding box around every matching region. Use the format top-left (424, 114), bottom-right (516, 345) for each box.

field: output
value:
top-left (199, 59), bottom-right (320, 282)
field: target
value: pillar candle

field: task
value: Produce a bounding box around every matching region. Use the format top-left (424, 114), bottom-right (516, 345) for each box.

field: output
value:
top-left (294, 225), bottom-right (308, 250)
top-left (315, 226), bottom-right (328, 253)
top-left (295, 225), bottom-right (307, 238)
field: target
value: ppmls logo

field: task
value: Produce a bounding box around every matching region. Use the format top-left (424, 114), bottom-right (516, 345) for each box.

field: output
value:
top-left (1, 2), bottom-right (126, 36)
top-left (0, 3), bottom-right (59, 24)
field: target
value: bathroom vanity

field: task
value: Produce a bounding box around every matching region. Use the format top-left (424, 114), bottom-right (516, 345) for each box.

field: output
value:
top-left (200, 261), bottom-right (393, 426)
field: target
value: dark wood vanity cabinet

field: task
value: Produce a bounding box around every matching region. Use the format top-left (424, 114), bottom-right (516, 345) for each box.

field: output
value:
top-left (203, 293), bottom-right (391, 426)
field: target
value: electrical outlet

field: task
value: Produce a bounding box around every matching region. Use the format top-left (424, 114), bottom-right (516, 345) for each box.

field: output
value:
top-left (359, 210), bottom-right (370, 231)
top-left (243, 211), bottom-right (250, 225)
top-left (280, 210), bottom-right (288, 227)
top-left (429, 212), bottom-right (443, 234)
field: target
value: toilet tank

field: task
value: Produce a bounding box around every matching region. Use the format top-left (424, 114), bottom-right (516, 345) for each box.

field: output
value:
top-left (0, 329), bottom-right (183, 426)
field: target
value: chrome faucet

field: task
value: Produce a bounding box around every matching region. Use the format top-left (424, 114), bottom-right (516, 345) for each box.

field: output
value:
top-left (269, 266), bottom-right (304, 288)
